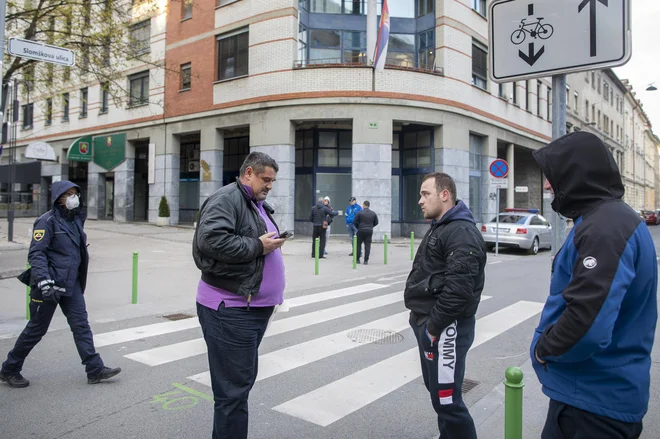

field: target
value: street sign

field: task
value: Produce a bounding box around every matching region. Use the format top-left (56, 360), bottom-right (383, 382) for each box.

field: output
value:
top-left (8, 38), bottom-right (76, 67)
top-left (515, 186), bottom-right (529, 193)
top-left (489, 159), bottom-right (509, 189)
top-left (489, 0), bottom-right (631, 82)
top-left (25, 141), bottom-right (57, 161)
top-left (67, 136), bottom-right (93, 162)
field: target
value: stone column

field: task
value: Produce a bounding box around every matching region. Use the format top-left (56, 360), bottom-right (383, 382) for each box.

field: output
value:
top-left (434, 121), bottom-right (470, 201)
top-left (506, 143), bottom-right (515, 208)
top-left (86, 162), bottom-right (106, 220)
top-left (480, 135), bottom-right (498, 225)
top-left (149, 127), bottom-right (180, 225)
top-left (352, 117), bottom-right (392, 242)
top-left (199, 125), bottom-right (224, 208)
top-left (250, 117), bottom-right (295, 232)
top-left (113, 158), bottom-right (135, 222)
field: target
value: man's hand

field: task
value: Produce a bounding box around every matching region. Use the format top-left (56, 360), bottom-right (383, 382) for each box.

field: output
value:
top-left (535, 348), bottom-right (546, 365)
top-left (38, 280), bottom-right (64, 304)
top-left (259, 232), bottom-right (285, 255)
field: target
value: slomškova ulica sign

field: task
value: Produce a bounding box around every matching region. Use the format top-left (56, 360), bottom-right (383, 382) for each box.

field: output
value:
top-left (8, 38), bottom-right (76, 67)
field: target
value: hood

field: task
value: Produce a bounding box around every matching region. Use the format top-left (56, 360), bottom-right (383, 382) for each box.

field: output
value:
top-left (316, 201), bottom-right (325, 208)
top-left (51, 180), bottom-right (81, 209)
top-left (436, 200), bottom-right (476, 225)
top-left (532, 132), bottom-right (624, 219)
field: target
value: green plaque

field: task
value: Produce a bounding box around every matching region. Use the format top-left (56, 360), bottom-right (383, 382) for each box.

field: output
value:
top-left (67, 136), bottom-right (93, 162)
top-left (93, 133), bottom-right (126, 171)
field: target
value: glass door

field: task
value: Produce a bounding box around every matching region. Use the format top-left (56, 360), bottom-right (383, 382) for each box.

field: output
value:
top-left (316, 173), bottom-right (352, 235)
top-left (105, 176), bottom-right (114, 219)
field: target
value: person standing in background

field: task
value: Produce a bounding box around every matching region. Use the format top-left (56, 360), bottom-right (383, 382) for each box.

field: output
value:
top-left (323, 196), bottom-right (333, 255)
top-left (345, 197), bottom-right (362, 256)
top-left (353, 201), bottom-right (378, 265)
top-left (309, 198), bottom-right (337, 258)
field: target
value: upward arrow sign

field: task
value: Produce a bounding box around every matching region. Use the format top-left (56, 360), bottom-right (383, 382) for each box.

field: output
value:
top-left (578, 0), bottom-right (609, 57)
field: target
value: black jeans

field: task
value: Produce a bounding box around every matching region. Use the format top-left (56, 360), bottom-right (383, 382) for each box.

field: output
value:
top-left (197, 302), bottom-right (274, 439)
top-left (1, 284), bottom-right (104, 378)
top-left (542, 399), bottom-right (643, 439)
top-left (410, 313), bottom-right (477, 439)
top-left (312, 225), bottom-right (327, 257)
top-left (356, 230), bottom-right (373, 262)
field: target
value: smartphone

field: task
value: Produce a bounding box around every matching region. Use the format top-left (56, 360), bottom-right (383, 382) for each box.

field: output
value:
top-left (279, 231), bottom-right (294, 239)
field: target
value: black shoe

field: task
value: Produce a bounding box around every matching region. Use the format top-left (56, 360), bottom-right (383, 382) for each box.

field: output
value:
top-left (88, 366), bottom-right (121, 384)
top-left (0, 372), bottom-right (30, 388)
top-left (364, 261), bottom-right (369, 265)
top-left (356, 260), bottom-right (361, 264)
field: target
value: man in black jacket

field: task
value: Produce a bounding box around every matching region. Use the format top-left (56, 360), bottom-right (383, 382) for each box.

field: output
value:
top-left (404, 172), bottom-right (486, 439)
top-left (192, 152), bottom-right (287, 439)
top-left (309, 198), bottom-right (337, 258)
top-left (1, 181), bottom-right (120, 388)
top-left (353, 200), bottom-right (378, 265)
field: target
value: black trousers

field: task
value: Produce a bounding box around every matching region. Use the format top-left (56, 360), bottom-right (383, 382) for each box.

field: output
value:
top-left (1, 284), bottom-right (104, 378)
top-left (197, 302), bottom-right (274, 439)
top-left (356, 230), bottom-right (373, 262)
top-left (312, 225), bottom-right (327, 257)
top-left (542, 399), bottom-right (643, 439)
top-left (410, 313), bottom-right (477, 439)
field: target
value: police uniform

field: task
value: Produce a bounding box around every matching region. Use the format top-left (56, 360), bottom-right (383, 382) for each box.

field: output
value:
top-left (0, 181), bottom-right (120, 388)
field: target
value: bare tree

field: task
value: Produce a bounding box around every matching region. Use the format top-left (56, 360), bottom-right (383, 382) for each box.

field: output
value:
top-left (3, 0), bottom-right (172, 110)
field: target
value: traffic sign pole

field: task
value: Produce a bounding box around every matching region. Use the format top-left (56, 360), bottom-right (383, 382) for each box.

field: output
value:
top-left (496, 190), bottom-right (500, 256)
top-left (550, 75), bottom-right (568, 257)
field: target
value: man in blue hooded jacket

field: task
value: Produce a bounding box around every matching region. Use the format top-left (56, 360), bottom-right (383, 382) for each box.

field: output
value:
top-left (0, 180), bottom-right (121, 388)
top-left (404, 172), bottom-right (487, 439)
top-left (531, 132), bottom-right (657, 438)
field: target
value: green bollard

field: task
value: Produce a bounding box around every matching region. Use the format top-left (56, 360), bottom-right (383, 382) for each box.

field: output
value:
top-left (26, 262), bottom-right (31, 320)
top-left (504, 366), bottom-right (524, 439)
top-left (384, 234), bottom-right (388, 265)
top-left (132, 251), bottom-right (138, 304)
top-left (353, 235), bottom-right (357, 269)
top-left (315, 238), bottom-right (320, 275)
top-left (410, 231), bottom-right (415, 260)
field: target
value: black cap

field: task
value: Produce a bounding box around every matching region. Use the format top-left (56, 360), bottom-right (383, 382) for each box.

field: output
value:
top-left (349, 197), bottom-right (356, 201)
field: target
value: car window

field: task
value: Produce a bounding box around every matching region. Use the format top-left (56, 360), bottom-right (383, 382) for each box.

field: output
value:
top-left (530, 216), bottom-right (544, 226)
top-left (491, 214), bottom-right (527, 224)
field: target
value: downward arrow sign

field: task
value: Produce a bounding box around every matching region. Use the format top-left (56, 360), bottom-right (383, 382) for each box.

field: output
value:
top-left (519, 42), bottom-right (545, 66)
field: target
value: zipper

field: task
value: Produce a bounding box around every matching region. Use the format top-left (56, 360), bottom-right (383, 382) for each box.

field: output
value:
top-left (247, 294), bottom-right (251, 310)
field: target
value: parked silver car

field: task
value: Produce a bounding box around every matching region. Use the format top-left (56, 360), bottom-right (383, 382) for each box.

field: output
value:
top-left (480, 209), bottom-right (552, 255)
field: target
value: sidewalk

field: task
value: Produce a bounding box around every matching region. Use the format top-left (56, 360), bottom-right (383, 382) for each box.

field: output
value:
top-left (0, 217), bottom-right (419, 338)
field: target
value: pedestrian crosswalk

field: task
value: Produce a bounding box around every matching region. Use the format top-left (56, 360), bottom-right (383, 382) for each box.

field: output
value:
top-left (93, 281), bottom-right (543, 429)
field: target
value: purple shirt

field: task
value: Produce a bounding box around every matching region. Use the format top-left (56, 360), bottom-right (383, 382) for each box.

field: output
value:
top-left (196, 185), bottom-right (286, 309)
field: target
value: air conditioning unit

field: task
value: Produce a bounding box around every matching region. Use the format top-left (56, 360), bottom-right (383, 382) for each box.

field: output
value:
top-left (188, 161), bottom-right (200, 172)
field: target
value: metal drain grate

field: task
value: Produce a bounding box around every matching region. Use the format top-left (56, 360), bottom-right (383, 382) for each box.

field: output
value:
top-left (162, 313), bottom-right (194, 321)
top-left (346, 329), bottom-right (405, 344)
top-left (463, 379), bottom-right (480, 394)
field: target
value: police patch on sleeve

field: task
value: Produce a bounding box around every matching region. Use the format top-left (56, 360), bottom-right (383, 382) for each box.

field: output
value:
top-left (33, 229), bottom-right (45, 241)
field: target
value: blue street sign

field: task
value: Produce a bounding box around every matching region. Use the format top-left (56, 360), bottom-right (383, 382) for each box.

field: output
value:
top-left (490, 159), bottom-right (509, 178)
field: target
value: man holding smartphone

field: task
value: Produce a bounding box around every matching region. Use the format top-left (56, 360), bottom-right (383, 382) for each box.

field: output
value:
top-left (192, 152), bottom-right (287, 439)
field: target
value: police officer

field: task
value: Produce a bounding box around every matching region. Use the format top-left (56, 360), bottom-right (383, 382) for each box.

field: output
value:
top-left (0, 180), bottom-right (121, 388)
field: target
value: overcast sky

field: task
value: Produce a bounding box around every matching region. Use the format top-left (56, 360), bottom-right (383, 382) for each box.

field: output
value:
top-left (613, 0), bottom-right (660, 133)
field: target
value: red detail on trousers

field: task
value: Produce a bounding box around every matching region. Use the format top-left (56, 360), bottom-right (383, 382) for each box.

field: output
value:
top-left (438, 389), bottom-right (454, 398)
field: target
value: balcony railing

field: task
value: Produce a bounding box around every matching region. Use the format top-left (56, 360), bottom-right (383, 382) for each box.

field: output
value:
top-left (293, 57), bottom-right (444, 76)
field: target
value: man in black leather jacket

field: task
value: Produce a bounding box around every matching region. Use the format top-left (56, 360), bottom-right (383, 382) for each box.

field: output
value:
top-left (404, 172), bottom-right (487, 439)
top-left (192, 152), bottom-right (286, 439)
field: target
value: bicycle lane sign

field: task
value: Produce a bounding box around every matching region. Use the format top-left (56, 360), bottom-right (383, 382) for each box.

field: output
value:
top-left (488, 0), bottom-right (631, 83)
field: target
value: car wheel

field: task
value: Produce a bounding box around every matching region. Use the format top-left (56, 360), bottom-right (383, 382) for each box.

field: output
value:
top-left (527, 237), bottom-right (539, 255)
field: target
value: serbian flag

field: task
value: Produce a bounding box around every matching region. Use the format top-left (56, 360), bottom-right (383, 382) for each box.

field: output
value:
top-left (373, 0), bottom-right (390, 70)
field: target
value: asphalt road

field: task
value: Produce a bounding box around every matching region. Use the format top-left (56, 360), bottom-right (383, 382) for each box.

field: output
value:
top-left (0, 224), bottom-right (658, 439)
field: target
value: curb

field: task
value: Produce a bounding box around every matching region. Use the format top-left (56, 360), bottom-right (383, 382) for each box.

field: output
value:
top-left (0, 269), bottom-right (24, 280)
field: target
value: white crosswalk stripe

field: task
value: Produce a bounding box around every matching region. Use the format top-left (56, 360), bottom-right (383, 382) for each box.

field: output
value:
top-left (94, 278), bottom-right (538, 428)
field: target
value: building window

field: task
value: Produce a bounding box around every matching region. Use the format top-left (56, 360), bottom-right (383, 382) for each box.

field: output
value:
top-left (498, 84), bottom-right (504, 98)
top-left (100, 82), bottom-right (109, 113)
top-left (21, 103), bottom-right (33, 129)
top-left (591, 71), bottom-right (595, 89)
top-left (80, 87), bottom-right (88, 117)
top-left (574, 92), bottom-right (579, 112)
top-left (546, 86), bottom-right (551, 121)
top-left (299, 0), bottom-right (308, 11)
top-left (610, 89), bottom-right (614, 106)
top-left (317, 131), bottom-right (352, 168)
top-left (298, 24), bottom-right (308, 65)
top-left (217, 0), bottom-right (240, 6)
top-left (592, 104), bottom-right (595, 123)
top-left (604, 83), bottom-right (609, 102)
top-left (343, 31), bottom-right (367, 64)
top-left (417, 0), bottom-right (433, 17)
top-left (181, 63), bottom-right (191, 90)
top-left (597, 75), bottom-right (601, 94)
top-left (224, 136), bottom-right (250, 175)
top-left (386, 33), bottom-right (415, 67)
top-left (128, 71), bottom-right (149, 106)
top-left (310, 29), bottom-right (342, 63)
top-left (585, 99), bottom-right (589, 121)
top-left (217, 29), bottom-right (249, 81)
top-left (130, 20), bottom-right (151, 55)
top-left (182, 0), bottom-right (193, 19)
top-left (469, 134), bottom-right (484, 222)
top-left (295, 130), bottom-right (314, 168)
top-left (472, 0), bottom-right (486, 16)
top-left (311, 0), bottom-right (341, 13)
top-left (526, 80), bottom-right (531, 111)
top-left (471, 41), bottom-right (488, 90)
top-left (45, 98), bottom-right (52, 125)
top-left (536, 81), bottom-right (542, 116)
top-left (417, 30), bottom-right (435, 70)
top-left (62, 93), bottom-right (69, 121)
top-left (399, 128), bottom-right (433, 222)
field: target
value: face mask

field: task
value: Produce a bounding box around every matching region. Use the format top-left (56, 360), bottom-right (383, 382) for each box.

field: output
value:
top-left (65, 194), bottom-right (80, 210)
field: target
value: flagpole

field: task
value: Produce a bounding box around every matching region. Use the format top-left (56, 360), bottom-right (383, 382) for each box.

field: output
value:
top-left (367, 0), bottom-right (377, 67)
